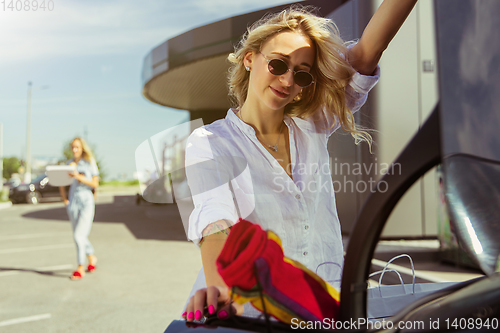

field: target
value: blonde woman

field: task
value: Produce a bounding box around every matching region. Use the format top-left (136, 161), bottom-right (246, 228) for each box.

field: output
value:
top-left (183, 1), bottom-right (418, 321)
top-left (59, 137), bottom-right (99, 280)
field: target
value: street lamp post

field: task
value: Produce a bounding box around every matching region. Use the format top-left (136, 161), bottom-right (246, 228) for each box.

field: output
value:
top-left (0, 122), bottom-right (3, 193)
top-left (24, 82), bottom-right (48, 183)
top-left (24, 82), bottom-right (32, 183)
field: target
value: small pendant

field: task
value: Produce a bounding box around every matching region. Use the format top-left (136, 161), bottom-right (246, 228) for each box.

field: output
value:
top-left (269, 145), bottom-right (278, 152)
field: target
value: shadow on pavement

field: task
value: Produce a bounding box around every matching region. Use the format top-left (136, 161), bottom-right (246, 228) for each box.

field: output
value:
top-left (0, 267), bottom-right (72, 279)
top-left (21, 195), bottom-right (188, 242)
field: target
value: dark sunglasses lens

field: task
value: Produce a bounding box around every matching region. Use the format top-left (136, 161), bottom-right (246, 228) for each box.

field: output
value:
top-left (268, 59), bottom-right (288, 75)
top-left (294, 71), bottom-right (313, 87)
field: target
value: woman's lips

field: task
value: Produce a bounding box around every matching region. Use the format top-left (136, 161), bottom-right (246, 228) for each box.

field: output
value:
top-left (270, 86), bottom-right (289, 99)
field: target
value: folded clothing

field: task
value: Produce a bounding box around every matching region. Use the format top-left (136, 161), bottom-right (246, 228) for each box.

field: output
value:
top-left (217, 218), bottom-right (340, 323)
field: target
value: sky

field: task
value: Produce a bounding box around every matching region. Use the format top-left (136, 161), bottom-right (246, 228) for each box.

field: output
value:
top-left (0, 0), bottom-right (293, 180)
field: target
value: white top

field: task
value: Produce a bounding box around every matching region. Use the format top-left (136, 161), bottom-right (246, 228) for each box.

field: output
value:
top-left (68, 158), bottom-right (99, 201)
top-left (184, 65), bottom-right (380, 311)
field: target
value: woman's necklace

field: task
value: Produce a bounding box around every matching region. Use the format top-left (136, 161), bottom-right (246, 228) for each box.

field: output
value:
top-left (238, 109), bottom-right (284, 152)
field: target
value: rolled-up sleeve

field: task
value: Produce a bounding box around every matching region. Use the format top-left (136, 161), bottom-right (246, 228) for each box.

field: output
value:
top-left (315, 65), bottom-right (380, 138)
top-left (312, 41), bottom-right (380, 138)
top-left (90, 159), bottom-right (100, 177)
top-left (185, 128), bottom-right (239, 243)
top-left (345, 65), bottom-right (380, 114)
top-left (344, 41), bottom-right (380, 113)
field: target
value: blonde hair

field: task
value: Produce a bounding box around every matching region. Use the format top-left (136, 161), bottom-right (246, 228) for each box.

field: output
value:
top-left (71, 137), bottom-right (95, 162)
top-left (227, 5), bottom-right (372, 146)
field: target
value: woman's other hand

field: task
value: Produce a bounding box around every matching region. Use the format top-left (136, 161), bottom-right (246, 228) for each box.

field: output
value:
top-left (182, 285), bottom-right (244, 322)
top-left (59, 186), bottom-right (69, 206)
top-left (68, 170), bottom-right (84, 182)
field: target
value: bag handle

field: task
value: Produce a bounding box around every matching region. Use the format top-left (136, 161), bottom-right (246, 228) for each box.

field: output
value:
top-left (378, 254), bottom-right (415, 296)
top-left (315, 261), bottom-right (343, 285)
top-left (368, 269), bottom-right (405, 291)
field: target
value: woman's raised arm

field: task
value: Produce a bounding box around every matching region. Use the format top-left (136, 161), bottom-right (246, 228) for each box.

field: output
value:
top-left (348, 0), bottom-right (418, 75)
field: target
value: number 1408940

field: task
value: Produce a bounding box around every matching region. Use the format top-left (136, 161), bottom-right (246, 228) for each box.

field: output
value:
top-left (1, 0), bottom-right (55, 11)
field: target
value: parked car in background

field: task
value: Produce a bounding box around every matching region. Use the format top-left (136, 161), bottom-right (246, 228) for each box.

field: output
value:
top-left (9, 174), bottom-right (67, 204)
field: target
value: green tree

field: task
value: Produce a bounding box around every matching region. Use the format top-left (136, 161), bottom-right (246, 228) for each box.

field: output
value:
top-left (3, 156), bottom-right (21, 179)
top-left (60, 139), bottom-right (107, 181)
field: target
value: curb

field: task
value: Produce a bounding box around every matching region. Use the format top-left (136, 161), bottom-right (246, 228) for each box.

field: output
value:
top-left (0, 201), bottom-right (13, 210)
top-left (96, 191), bottom-right (139, 197)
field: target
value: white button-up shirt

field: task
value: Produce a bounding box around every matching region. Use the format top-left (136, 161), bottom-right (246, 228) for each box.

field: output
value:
top-left (185, 66), bottom-right (380, 304)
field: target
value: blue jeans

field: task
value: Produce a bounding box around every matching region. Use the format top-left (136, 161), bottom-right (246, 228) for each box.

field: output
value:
top-left (67, 190), bottom-right (95, 265)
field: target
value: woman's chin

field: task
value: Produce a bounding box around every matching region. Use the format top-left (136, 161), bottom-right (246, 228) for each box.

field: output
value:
top-left (264, 98), bottom-right (290, 112)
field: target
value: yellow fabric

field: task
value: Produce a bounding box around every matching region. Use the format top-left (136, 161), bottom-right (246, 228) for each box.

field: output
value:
top-left (266, 230), bottom-right (282, 246)
top-left (283, 257), bottom-right (340, 301)
top-left (250, 295), bottom-right (298, 324)
top-left (269, 229), bottom-right (339, 301)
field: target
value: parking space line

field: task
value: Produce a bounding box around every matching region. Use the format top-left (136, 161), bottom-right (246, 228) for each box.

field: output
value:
top-left (0, 313), bottom-right (51, 327)
top-left (36, 264), bottom-right (74, 271)
top-left (0, 264), bottom-right (73, 277)
top-left (0, 233), bottom-right (67, 241)
top-left (0, 244), bottom-right (74, 254)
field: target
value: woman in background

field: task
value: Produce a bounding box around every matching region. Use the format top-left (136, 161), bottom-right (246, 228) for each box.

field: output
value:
top-left (59, 137), bottom-right (99, 280)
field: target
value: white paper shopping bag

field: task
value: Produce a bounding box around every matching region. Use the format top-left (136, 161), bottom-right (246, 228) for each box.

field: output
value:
top-left (366, 254), bottom-right (458, 319)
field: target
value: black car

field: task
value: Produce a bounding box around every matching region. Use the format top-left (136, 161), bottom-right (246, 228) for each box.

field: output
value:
top-left (9, 174), bottom-right (67, 204)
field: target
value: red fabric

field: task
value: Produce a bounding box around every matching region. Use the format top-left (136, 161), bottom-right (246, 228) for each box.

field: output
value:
top-left (217, 218), bottom-right (339, 321)
top-left (216, 219), bottom-right (267, 290)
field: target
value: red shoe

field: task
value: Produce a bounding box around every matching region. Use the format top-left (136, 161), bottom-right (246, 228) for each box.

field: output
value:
top-left (70, 271), bottom-right (83, 280)
top-left (87, 264), bottom-right (96, 273)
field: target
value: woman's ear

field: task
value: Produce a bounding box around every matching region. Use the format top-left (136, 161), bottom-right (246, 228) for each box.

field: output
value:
top-left (243, 51), bottom-right (255, 71)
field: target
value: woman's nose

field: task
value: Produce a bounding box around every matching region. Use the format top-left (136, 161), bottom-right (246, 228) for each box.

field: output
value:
top-left (280, 70), bottom-right (294, 87)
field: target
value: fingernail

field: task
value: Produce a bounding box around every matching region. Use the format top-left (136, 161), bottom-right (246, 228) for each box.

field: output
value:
top-left (187, 312), bottom-right (194, 320)
top-left (181, 311), bottom-right (187, 318)
top-left (218, 310), bottom-right (228, 319)
top-left (208, 305), bottom-right (215, 315)
top-left (195, 310), bottom-right (202, 320)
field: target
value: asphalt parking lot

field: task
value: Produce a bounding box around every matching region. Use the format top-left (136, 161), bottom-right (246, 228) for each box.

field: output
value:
top-left (0, 192), bottom-right (201, 332)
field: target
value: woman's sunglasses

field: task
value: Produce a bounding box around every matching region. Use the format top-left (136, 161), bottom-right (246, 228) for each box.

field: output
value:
top-left (260, 52), bottom-right (315, 88)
